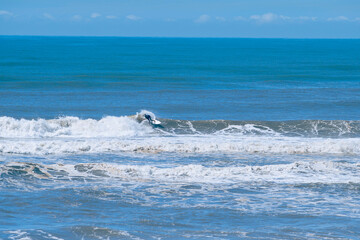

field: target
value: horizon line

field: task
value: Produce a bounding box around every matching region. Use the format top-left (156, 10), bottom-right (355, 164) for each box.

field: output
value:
top-left (1, 34), bottom-right (360, 40)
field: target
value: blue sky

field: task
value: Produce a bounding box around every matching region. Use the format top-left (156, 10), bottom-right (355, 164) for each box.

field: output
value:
top-left (0, 0), bottom-right (359, 38)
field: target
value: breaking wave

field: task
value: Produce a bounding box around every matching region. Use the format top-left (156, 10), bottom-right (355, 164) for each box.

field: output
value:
top-left (1, 112), bottom-right (360, 155)
top-left (0, 115), bottom-right (152, 138)
top-left (1, 115), bottom-right (360, 139)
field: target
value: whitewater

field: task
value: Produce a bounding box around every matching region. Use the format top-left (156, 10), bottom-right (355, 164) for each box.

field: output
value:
top-left (1, 114), bottom-right (360, 155)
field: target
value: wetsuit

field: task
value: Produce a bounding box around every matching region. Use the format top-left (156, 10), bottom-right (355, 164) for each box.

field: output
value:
top-left (144, 114), bottom-right (152, 123)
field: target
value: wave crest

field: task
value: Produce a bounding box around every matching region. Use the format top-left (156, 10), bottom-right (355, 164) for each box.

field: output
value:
top-left (2, 114), bottom-right (360, 138)
top-left (1, 114), bottom-right (360, 155)
top-left (0, 116), bottom-right (152, 138)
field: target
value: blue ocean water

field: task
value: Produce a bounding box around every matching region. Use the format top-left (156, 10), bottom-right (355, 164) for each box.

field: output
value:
top-left (1, 36), bottom-right (360, 239)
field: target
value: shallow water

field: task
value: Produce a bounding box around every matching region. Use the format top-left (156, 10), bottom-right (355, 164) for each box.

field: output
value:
top-left (1, 36), bottom-right (360, 239)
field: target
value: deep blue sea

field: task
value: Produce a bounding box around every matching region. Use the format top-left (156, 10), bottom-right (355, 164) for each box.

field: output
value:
top-left (1, 36), bottom-right (360, 239)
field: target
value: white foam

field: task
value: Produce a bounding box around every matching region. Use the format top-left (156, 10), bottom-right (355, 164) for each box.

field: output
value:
top-left (6, 230), bottom-right (33, 240)
top-left (137, 110), bottom-right (157, 120)
top-left (186, 120), bottom-right (200, 134)
top-left (0, 116), bottom-right (152, 138)
top-left (215, 124), bottom-right (280, 136)
top-left (5, 230), bottom-right (65, 240)
top-left (4, 161), bottom-right (359, 184)
top-left (1, 135), bottom-right (360, 155)
top-left (1, 115), bottom-right (360, 156)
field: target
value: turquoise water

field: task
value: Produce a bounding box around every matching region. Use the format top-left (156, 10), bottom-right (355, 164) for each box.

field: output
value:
top-left (1, 36), bottom-right (360, 239)
top-left (1, 37), bottom-right (360, 120)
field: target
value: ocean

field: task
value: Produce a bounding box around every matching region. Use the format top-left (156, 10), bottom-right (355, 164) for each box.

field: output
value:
top-left (1, 36), bottom-right (360, 239)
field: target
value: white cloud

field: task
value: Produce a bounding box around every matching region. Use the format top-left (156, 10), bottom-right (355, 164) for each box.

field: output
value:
top-left (43, 13), bottom-right (54, 20)
top-left (91, 13), bottom-right (101, 18)
top-left (279, 15), bottom-right (291, 21)
top-left (126, 15), bottom-right (141, 21)
top-left (106, 15), bottom-right (117, 19)
top-left (355, 17), bottom-right (360, 22)
top-left (72, 15), bottom-right (82, 21)
top-left (234, 16), bottom-right (246, 21)
top-left (215, 16), bottom-right (226, 22)
top-left (248, 13), bottom-right (318, 23)
top-left (0, 10), bottom-right (13, 16)
top-left (250, 13), bottom-right (278, 23)
top-left (327, 16), bottom-right (349, 21)
top-left (195, 14), bottom-right (210, 23)
top-left (297, 16), bottom-right (317, 21)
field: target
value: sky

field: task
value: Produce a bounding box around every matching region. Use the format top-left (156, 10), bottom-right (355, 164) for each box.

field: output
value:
top-left (0, 0), bottom-right (359, 38)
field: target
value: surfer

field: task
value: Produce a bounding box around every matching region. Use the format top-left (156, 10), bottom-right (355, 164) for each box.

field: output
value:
top-left (144, 114), bottom-right (153, 123)
top-left (143, 113), bottom-right (163, 127)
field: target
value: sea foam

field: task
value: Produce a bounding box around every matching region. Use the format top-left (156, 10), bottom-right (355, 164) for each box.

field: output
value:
top-left (2, 161), bottom-right (359, 184)
top-left (0, 116), bottom-right (152, 138)
top-left (1, 135), bottom-right (360, 155)
top-left (1, 115), bottom-right (360, 155)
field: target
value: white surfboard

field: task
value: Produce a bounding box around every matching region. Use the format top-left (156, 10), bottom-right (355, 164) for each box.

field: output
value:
top-left (151, 119), bottom-right (161, 125)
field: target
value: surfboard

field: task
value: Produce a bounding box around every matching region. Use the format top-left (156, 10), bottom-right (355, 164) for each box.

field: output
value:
top-left (151, 119), bottom-right (161, 125)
